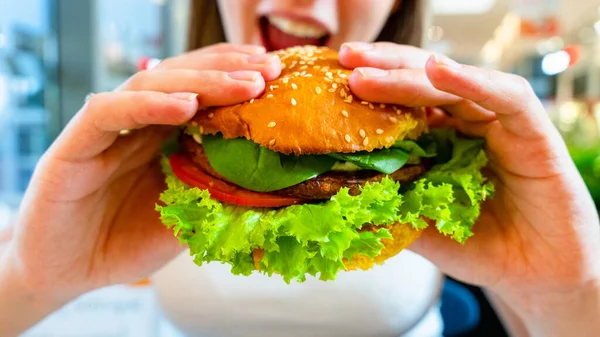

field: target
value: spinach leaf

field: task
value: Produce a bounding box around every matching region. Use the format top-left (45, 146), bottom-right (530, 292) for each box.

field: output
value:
top-left (329, 149), bottom-right (410, 174)
top-left (392, 138), bottom-right (437, 158)
top-left (202, 134), bottom-right (336, 192)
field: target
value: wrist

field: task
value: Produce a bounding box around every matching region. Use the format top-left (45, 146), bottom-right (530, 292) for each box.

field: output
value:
top-left (0, 248), bottom-right (74, 336)
top-left (489, 278), bottom-right (600, 337)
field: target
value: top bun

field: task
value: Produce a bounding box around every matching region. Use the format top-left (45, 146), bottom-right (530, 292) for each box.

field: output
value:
top-left (191, 46), bottom-right (428, 155)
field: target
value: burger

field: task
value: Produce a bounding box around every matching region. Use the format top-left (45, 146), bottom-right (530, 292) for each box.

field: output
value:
top-left (156, 46), bottom-right (494, 283)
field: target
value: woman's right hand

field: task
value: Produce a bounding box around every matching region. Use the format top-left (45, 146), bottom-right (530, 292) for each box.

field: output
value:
top-left (0, 43), bottom-right (281, 337)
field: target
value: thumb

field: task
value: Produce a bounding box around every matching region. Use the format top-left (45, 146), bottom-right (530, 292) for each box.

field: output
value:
top-left (408, 213), bottom-right (505, 287)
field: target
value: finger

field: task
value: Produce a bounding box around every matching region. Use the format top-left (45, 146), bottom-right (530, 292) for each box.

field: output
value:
top-left (0, 226), bottom-right (12, 243)
top-left (156, 43), bottom-right (266, 69)
top-left (339, 41), bottom-right (431, 70)
top-left (348, 67), bottom-right (462, 107)
top-left (180, 43), bottom-right (266, 56)
top-left (442, 99), bottom-right (498, 123)
top-left (425, 55), bottom-right (555, 139)
top-left (155, 52), bottom-right (281, 81)
top-left (120, 69), bottom-right (264, 101)
top-left (53, 72), bottom-right (263, 160)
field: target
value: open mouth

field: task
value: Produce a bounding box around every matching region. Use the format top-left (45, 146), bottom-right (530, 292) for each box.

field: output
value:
top-left (259, 15), bottom-right (331, 51)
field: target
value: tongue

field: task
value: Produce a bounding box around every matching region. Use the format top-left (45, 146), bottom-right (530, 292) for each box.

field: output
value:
top-left (265, 21), bottom-right (325, 51)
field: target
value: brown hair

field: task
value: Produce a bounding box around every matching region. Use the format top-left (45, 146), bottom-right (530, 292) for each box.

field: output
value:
top-left (187, 0), bottom-right (426, 51)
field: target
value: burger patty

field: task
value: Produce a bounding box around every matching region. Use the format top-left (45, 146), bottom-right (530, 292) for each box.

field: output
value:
top-left (272, 165), bottom-right (426, 199)
top-left (181, 135), bottom-right (427, 200)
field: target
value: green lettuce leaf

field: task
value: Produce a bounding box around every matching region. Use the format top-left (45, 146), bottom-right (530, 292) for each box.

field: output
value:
top-left (156, 129), bottom-right (494, 283)
top-left (202, 134), bottom-right (336, 192)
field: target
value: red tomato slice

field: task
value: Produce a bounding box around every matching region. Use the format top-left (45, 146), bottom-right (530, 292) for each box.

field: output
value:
top-left (169, 153), bottom-right (304, 207)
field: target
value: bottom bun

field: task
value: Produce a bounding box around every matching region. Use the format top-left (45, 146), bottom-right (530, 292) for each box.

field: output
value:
top-left (253, 222), bottom-right (422, 273)
top-left (343, 222), bottom-right (423, 271)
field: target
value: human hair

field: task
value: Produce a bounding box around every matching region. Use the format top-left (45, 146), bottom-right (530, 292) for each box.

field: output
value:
top-left (187, 0), bottom-right (426, 51)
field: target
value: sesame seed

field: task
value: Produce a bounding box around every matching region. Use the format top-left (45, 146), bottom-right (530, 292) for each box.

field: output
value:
top-left (268, 121), bottom-right (276, 128)
top-left (250, 99), bottom-right (254, 104)
top-left (341, 110), bottom-right (349, 117)
top-left (345, 134), bottom-right (351, 143)
top-left (293, 71), bottom-right (300, 76)
top-left (386, 136), bottom-right (394, 143)
top-left (299, 61), bottom-right (306, 65)
top-left (332, 83), bottom-right (338, 89)
top-left (282, 78), bottom-right (289, 83)
top-left (340, 88), bottom-right (346, 98)
top-left (305, 74), bottom-right (313, 77)
top-left (335, 78), bottom-right (342, 84)
top-left (193, 134), bottom-right (202, 144)
top-left (269, 139), bottom-right (276, 146)
top-left (359, 129), bottom-right (366, 138)
top-left (300, 65), bottom-right (308, 70)
top-left (300, 71), bottom-right (307, 76)
top-left (199, 125), bottom-right (204, 133)
top-left (291, 83), bottom-right (298, 90)
top-left (328, 88), bottom-right (336, 93)
top-left (269, 85), bottom-right (274, 91)
top-left (347, 95), bottom-right (353, 103)
top-left (361, 101), bottom-right (369, 105)
top-left (389, 116), bottom-right (398, 123)
top-left (307, 61), bottom-right (314, 65)
top-left (272, 85), bottom-right (279, 89)
top-left (315, 87), bottom-right (322, 94)
top-left (314, 65), bottom-right (321, 70)
top-left (326, 72), bottom-right (333, 78)
top-left (267, 94), bottom-right (274, 99)
top-left (339, 73), bottom-right (348, 78)
top-left (369, 103), bottom-right (374, 110)
top-left (208, 113), bottom-right (214, 118)
top-left (380, 103), bottom-right (386, 108)
top-left (322, 67), bottom-right (330, 71)
top-left (281, 63), bottom-right (287, 69)
top-left (291, 98), bottom-right (297, 106)
top-left (376, 129), bottom-right (384, 134)
top-left (337, 69), bottom-right (342, 75)
top-left (324, 77), bottom-right (333, 82)
top-left (363, 137), bottom-right (369, 146)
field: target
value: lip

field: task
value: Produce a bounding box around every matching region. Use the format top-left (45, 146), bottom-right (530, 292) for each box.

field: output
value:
top-left (258, 12), bottom-right (332, 51)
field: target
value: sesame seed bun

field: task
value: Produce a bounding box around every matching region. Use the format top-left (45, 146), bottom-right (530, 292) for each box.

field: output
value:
top-left (191, 46), bottom-right (428, 155)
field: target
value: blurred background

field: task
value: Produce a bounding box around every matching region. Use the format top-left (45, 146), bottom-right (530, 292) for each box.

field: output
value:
top-left (0, 0), bottom-right (599, 336)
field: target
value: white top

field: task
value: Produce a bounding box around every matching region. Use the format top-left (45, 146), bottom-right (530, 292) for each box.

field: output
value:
top-left (152, 250), bottom-right (443, 337)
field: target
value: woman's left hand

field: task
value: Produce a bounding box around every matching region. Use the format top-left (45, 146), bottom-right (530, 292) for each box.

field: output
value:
top-left (339, 42), bottom-right (600, 336)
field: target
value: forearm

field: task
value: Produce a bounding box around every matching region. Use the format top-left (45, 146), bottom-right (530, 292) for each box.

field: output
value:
top-left (488, 280), bottom-right (600, 337)
top-left (0, 251), bottom-right (69, 337)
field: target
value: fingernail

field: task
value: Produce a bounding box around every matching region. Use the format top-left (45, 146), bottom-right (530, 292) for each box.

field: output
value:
top-left (227, 70), bottom-right (261, 81)
top-left (342, 42), bottom-right (374, 52)
top-left (432, 54), bottom-right (461, 68)
top-left (356, 67), bottom-right (389, 78)
top-left (247, 53), bottom-right (278, 64)
top-left (169, 93), bottom-right (198, 102)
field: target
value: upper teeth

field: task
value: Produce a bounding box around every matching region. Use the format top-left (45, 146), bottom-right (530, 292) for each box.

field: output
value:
top-left (268, 15), bottom-right (327, 38)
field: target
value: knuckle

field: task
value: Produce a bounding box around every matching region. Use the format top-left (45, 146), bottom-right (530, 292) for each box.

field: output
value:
top-left (513, 74), bottom-right (534, 94)
top-left (83, 92), bottom-right (110, 113)
top-left (123, 70), bottom-right (151, 91)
